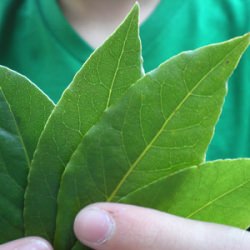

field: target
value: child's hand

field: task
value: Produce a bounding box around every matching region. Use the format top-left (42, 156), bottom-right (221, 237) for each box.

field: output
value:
top-left (74, 203), bottom-right (250, 250)
top-left (1, 203), bottom-right (250, 250)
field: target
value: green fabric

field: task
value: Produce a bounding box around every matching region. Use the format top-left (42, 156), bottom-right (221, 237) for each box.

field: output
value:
top-left (0, 0), bottom-right (250, 161)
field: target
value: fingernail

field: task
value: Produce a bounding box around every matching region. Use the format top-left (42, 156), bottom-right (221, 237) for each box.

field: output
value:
top-left (74, 207), bottom-right (115, 246)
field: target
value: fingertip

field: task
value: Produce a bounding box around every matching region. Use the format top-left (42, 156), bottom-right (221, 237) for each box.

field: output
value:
top-left (74, 205), bottom-right (115, 248)
top-left (0, 237), bottom-right (53, 250)
top-left (28, 237), bottom-right (53, 250)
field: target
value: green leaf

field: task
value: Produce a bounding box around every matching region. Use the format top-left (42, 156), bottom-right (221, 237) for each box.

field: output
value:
top-left (0, 66), bottom-right (54, 159)
top-left (0, 67), bottom-right (54, 243)
top-left (24, 4), bottom-right (143, 244)
top-left (121, 159), bottom-right (250, 229)
top-left (57, 33), bottom-right (250, 249)
top-left (0, 89), bottom-right (26, 242)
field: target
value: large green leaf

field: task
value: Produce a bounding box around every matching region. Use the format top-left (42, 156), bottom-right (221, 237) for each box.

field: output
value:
top-left (57, 33), bottom-right (250, 249)
top-left (0, 66), bottom-right (54, 159)
top-left (0, 67), bottom-right (54, 243)
top-left (24, 4), bottom-right (143, 243)
top-left (0, 89), bottom-right (27, 243)
top-left (121, 159), bottom-right (250, 229)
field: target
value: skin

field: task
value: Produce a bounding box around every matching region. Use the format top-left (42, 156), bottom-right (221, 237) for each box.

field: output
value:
top-left (1, 1), bottom-right (249, 249)
top-left (59, 0), bottom-right (160, 48)
top-left (1, 203), bottom-right (250, 250)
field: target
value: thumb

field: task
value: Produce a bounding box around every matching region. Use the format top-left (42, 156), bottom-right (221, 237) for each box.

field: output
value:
top-left (74, 203), bottom-right (250, 250)
top-left (0, 237), bottom-right (52, 250)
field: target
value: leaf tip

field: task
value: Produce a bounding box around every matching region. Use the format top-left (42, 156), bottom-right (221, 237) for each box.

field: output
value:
top-left (134, 1), bottom-right (140, 8)
top-left (130, 2), bottom-right (140, 17)
top-left (239, 32), bottom-right (250, 46)
top-left (246, 32), bottom-right (250, 44)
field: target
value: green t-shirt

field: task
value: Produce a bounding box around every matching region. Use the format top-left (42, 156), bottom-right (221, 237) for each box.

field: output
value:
top-left (0, 0), bottom-right (250, 161)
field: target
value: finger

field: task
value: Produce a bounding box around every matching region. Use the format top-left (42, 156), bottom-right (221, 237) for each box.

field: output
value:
top-left (74, 203), bottom-right (250, 250)
top-left (0, 237), bottom-right (53, 250)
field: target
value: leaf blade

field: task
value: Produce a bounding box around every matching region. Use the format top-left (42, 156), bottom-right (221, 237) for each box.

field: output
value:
top-left (106, 33), bottom-right (250, 200)
top-left (122, 159), bottom-right (250, 229)
top-left (24, 4), bottom-right (143, 245)
top-left (0, 67), bottom-right (54, 243)
top-left (0, 89), bottom-right (27, 242)
top-left (0, 66), bottom-right (55, 159)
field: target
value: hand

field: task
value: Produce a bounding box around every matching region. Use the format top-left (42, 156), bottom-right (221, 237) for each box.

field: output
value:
top-left (74, 203), bottom-right (250, 250)
top-left (1, 203), bottom-right (250, 250)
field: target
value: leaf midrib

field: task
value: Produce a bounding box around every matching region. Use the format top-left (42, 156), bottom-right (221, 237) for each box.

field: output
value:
top-left (186, 178), bottom-right (250, 218)
top-left (105, 10), bottom-right (136, 109)
top-left (107, 40), bottom-right (245, 202)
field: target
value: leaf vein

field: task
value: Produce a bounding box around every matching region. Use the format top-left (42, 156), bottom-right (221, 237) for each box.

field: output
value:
top-left (107, 41), bottom-right (244, 201)
top-left (105, 9), bottom-right (136, 109)
top-left (186, 179), bottom-right (250, 218)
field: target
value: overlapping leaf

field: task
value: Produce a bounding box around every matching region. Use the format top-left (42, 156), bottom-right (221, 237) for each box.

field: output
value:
top-left (24, 4), bottom-right (143, 243)
top-left (0, 66), bottom-right (54, 158)
top-left (0, 67), bottom-right (54, 243)
top-left (121, 159), bottom-right (250, 229)
top-left (0, 89), bottom-right (26, 243)
top-left (56, 33), bottom-right (250, 249)
top-left (0, 5), bottom-right (249, 250)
